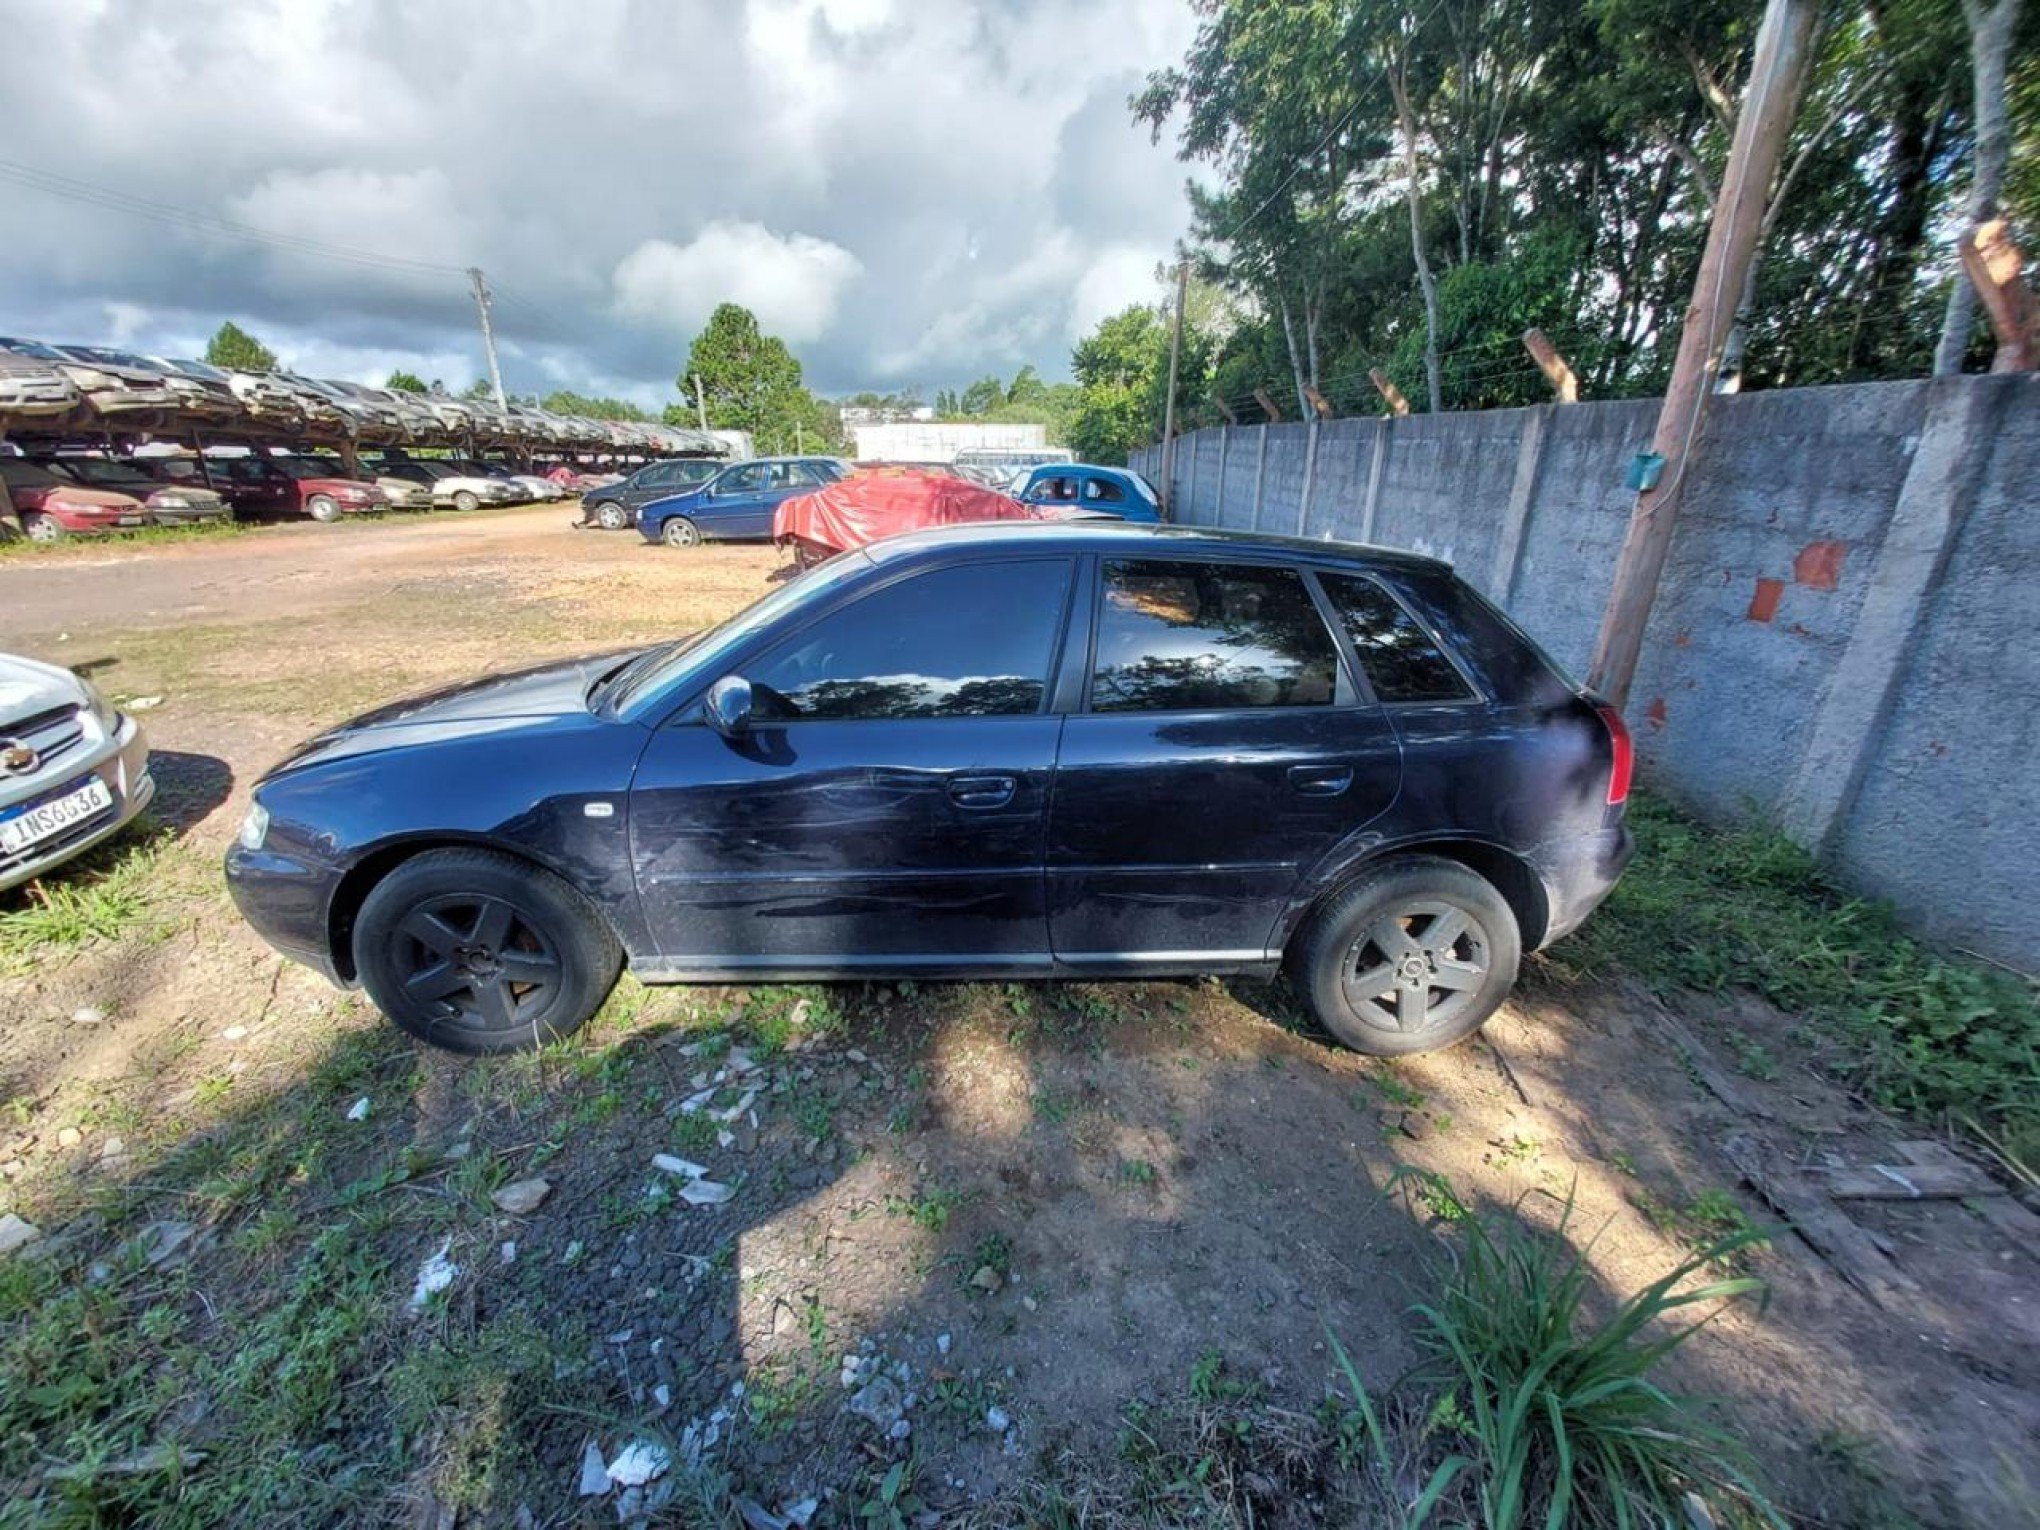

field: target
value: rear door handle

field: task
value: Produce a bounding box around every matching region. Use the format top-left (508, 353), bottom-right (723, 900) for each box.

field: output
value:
top-left (1288, 765), bottom-right (1354, 796)
top-left (948, 774), bottom-right (1018, 809)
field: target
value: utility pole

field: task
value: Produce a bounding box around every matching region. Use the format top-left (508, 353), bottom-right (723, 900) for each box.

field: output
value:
top-left (1157, 259), bottom-right (1189, 517)
top-left (467, 266), bottom-right (507, 411)
top-left (1585, 0), bottom-right (1818, 709)
top-left (692, 373), bottom-right (709, 431)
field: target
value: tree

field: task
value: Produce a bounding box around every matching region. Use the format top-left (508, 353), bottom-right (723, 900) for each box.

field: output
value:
top-left (541, 389), bottom-right (651, 422)
top-left (959, 375), bottom-right (1007, 415)
top-left (204, 321), bottom-right (276, 372)
top-left (1067, 305), bottom-right (1171, 463)
top-left (682, 304), bottom-right (818, 453)
top-left (385, 370), bottom-right (427, 393)
top-left (1935, 0), bottom-right (2026, 372)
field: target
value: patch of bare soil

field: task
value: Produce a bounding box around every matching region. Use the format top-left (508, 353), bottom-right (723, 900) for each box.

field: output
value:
top-left (1, 517), bottom-right (2033, 1527)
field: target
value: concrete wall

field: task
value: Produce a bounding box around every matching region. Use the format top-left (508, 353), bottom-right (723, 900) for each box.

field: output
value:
top-left (1132, 374), bottom-right (2040, 970)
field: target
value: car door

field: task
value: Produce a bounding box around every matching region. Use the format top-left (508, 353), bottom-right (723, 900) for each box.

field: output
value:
top-left (1047, 555), bottom-right (1403, 966)
top-left (627, 556), bottom-right (1078, 974)
top-left (626, 460), bottom-right (684, 510)
top-left (691, 462), bottom-right (770, 537)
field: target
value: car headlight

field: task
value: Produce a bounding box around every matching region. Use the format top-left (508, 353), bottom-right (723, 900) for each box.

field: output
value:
top-left (155, 494), bottom-right (190, 509)
top-left (82, 680), bottom-right (119, 734)
top-left (237, 801), bottom-right (270, 851)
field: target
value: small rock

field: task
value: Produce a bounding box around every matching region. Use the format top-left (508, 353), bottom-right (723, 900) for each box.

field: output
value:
top-left (652, 1154), bottom-right (707, 1179)
top-left (653, 1383), bottom-right (670, 1409)
top-left (846, 1048), bottom-right (868, 1064)
top-left (99, 1136), bottom-right (125, 1159)
top-left (70, 1005), bottom-right (106, 1026)
top-left (783, 1498), bottom-right (818, 1528)
top-left (576, 1441), bottom-right (611, 1496)
top-left (736, 1498), bottom-right (789, 1530)
top-left (680, 1178), bottom-right (734, 1206)
top-left (971, 1264), bottom-right (1003, 1295)
top-left (56, 1127), bottom-right (82, 1149)
top-left (135, 1220), bottom-right (196, 1269)
top-left (605, 1439), bottom-right (670, 1488)
top-left (936, 1332), bottom-right (951, 1356)
top-left (491, 1177), bottom-right (553, 1215)
top-left (1021, 1294), bottom-right (1038, 1312)
top-left (408, 1242), bottom-right (459, 1310)
top-left (345, 1097), bottom-right (370, 1122)
top-left (984, 1405), bottom-right (1011, 1433)
top-left (501, 1241), bottom-right (517, 1265)
top-left (848, 1376), bottom-right (905, 1432)
top-left (888, 1418), bottom-right (911, 1441)
top-left (126, 695), bottom-right (165, 711)
top-left (220, 1026), bottom-right (248, 1042)
top-left (0, 1213), bottom-right (42, 1257)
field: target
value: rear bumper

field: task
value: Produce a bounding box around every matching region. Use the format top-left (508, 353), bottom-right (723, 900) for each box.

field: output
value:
top-left (1531, 819), bottom-right (1634, 947)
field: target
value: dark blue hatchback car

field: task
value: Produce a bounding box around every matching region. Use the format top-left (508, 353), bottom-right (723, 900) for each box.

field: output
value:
top-left (638, 456), bottom-right (851, 546)
top-left (226, 524), bottom-right (1633, 1056)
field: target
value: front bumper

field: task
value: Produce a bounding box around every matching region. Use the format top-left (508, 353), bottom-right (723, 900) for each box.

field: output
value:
top-left (224, 840), bottom-right (348, 983)
top-left (0, 716), bottom-right (154, 893)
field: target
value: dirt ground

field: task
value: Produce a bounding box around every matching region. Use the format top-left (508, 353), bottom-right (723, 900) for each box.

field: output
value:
top-left (0, 506), bottom-right (2034, 1528)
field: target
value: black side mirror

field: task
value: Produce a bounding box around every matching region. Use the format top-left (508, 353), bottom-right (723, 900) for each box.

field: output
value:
top-left (704, 675), bottom-right (754, 738)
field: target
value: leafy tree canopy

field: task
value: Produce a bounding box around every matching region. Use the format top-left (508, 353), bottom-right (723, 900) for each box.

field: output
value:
top-left (385, 370), bottom-right (427, 393)
top-left (204, 321), bottom-right (276, 372)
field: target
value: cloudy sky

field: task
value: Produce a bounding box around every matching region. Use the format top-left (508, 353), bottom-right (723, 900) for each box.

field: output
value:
top-left (0, 0), bottom-right (1206, 409)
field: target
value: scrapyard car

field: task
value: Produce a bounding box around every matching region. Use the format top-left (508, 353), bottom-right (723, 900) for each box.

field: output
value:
top-left (579, 457), bottom-right (722, 529)
top-left (0, 457), bottom-right (151, 540)
top-left (37, 456), bottom-right (231, 526)
top-left (376, 460), bottom-right (519, 511)
top-left (0, 339), bottom-right (177, 425)
top-left (1, 652), bottom-right (154, 892)
top-left (210, 454), bottom-right (388, 521)
top-left (225, 523), bottom-right (1633, 1057)
top-left (0, 347), bottom-right (82, 421)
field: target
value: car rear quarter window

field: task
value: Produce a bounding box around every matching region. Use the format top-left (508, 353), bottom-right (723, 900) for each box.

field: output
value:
top-left (749, 559), bottom-right (1073, 720)
top-left (1391, 569), bottom-right (1578, 707)
top-left (1318, 573), bottom-right (1474, 703)
top-left (1090, 560), bottom-right (1338, 712)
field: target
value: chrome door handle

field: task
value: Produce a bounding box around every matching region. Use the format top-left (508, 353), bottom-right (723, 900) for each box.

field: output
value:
top-left (1287, 765), bottom-right (1354, 796)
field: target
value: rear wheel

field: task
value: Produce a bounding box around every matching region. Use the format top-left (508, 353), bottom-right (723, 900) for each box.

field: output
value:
top-left (596, 501), bottom-right (630, 530)
top-left (453, 490), bottom-right (480, 512)
top-left (1288, 855), bottom-right (1519, 1057)
top-left (661, 517), bottom-right (702, 548)
top-left (306, 494), bottom-right (342, 523)
top-left (353, 848), bottom-right (622, 1055)
top-left (23, 512), bottom-right (64, 543)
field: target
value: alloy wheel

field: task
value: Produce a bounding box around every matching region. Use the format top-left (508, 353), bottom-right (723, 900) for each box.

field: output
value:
top-left (1340, 900), bottom-right (1491, 1035)
top-left (390, 893), bottom-right (563, 1036)
top-left (662, 517), bottom-right (700, 547)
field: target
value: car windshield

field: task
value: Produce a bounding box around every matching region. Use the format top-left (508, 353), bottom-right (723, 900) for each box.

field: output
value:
top-left (67, 346), bottom-right (155, 370)
top-left (0, 458), bottom-right (60, 488)
top-left (602, 550), bottom-right (872, 716)
top-left (47, 458), bottom-right (136, 485)
top-left (272, 458), bottom-right (331, 481)
top-left (169, 359), bottom-right (230, 382)
top-left (1, 338), bottom-right (70, 361)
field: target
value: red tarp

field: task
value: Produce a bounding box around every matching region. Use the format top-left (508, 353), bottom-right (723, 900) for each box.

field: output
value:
top-left (774, 468), bottom-right (1038, 558)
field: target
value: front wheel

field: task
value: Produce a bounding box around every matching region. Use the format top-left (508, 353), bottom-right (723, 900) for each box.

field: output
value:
top-left (453, 490), bottom-right (479, 512)
top-left (306, 494), bottom-right (342, 523)
top-left (661, 516), bottom-right (701, 548)
top-left (22, 512), bottom-right (64, 543)
top-left (352, 848), bottom-right (622, 1055)
top-left (596, 501), bottom-right (629, 530)
top-left (1288, 855), bottom-right (1520, 1057)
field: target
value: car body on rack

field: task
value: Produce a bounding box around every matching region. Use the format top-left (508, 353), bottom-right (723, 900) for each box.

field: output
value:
top-left (225, 521), bottom-right (1633, 1058)
top-left (0, 348), bottom-right (82, 422)
top-left (0, 652), bottom-right (154, 892)
top-left (36, 456), bottom-right (230, 526)
top-left (637, 456), bottom-right (852, 546)
top-left (0, 339), bottom-right (178, 426)
top-left (0, 456), bottom-right (151, 540)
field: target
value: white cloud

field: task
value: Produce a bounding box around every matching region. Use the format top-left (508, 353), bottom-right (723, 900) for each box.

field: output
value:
top-left (610, 223), bottom-right (863, 345)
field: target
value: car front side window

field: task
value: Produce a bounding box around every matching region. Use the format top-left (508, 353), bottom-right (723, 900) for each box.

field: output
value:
top-left (746, 559), bottom-right (1074, 721)
top-left (1090, 559), bottom-right (1339, 713)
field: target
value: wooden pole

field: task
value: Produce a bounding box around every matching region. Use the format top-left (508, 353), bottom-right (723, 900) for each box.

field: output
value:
top-left (1958, 219), bottom-right (2038, 371)
top-left (1213, 393), bottom-right (1239, 426)
top-left (1586, 0), bottom-right (1819, 708)
top-left (1252, 387), bottom-right (1283, 422)
top-left (1368, 369), bottom-right (1411, 417)
top-left (1521, 329), bottom-right (1580, 403)
top-left (1157, 259), bottom-right (1190, 512)
top-left (1302, 385), bottom-right (1335, 419)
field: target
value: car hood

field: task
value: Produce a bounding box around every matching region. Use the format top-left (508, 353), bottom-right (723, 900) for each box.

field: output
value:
top-left (0, 654), bottom-right (86, 724)
top-left (269, 649), bottom-right (646, 774)
top-left (299, 477), bottom-right (377, 493)
top-left (52, 487), bottom-right (144, 510)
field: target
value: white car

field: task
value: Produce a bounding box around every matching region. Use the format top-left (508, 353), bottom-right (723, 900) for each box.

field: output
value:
top-left (0, 348), bottom-right (81, 421)
top-left (0, 654), bottom-right (153, 892)
top-left (376, 460), bottom-right (520, 511)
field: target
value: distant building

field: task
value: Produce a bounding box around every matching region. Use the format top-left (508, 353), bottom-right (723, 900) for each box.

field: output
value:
top-left (839, 405), bottom-right (935, 428)
top-left (851, 421), bottom-right (1047, 464)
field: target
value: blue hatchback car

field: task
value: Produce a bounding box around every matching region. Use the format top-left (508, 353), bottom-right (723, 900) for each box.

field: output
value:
top-left (1016, 464), bottom-right (1162, 523)
top-left (639, 457), bottom-right (852, 546)
top-left (226, 522), bottom-right (1634, 1059)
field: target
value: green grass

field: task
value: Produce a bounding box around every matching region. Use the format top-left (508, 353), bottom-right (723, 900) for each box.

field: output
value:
top-left (1336, 1178), bottom-right (1777, 1530)
top-left (0, 825), bottom-right (184, 972)
top-left (1563, 794), bottom-right (2040, 1165)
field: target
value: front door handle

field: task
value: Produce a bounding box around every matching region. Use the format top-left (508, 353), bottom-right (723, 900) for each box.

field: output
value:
top-left (948, 774), bottom-right (1018, 809)
top-left (1288, 764), bottom-right (1354, 797)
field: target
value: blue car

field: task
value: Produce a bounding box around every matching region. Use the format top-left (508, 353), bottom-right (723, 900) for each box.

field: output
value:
top-left (639, 457), bottom-right (852, 547)
top-left (226, 521), bottom-right (1634, 1058)
top-left (1016, 464), bottom-right (1162, 523)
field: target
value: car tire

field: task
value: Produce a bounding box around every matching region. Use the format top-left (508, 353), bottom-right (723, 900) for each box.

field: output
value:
top-left (596, 501), bottom-right (629, 531)
top-left (453, 490), bottom-right (480, 512)
top-left (1288, 855), bottom-right (1520, 1057)
top-left (353, 847), bottom-right (622, 1056)
top-left (22, 512), bottom-right (64, 543)
top-left (661, 517), bottom-right (701, 548)
top-left (306, 494), bottom-right (342, 523)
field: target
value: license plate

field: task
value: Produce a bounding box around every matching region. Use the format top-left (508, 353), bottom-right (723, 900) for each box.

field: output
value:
top-left (0, 777), bottom-right (114, 855)
top-left (116, 516), bottom-right (145, 526)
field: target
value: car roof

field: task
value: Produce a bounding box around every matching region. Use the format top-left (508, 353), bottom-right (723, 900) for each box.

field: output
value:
top-left (860, 519), bottom-right (1451, 574)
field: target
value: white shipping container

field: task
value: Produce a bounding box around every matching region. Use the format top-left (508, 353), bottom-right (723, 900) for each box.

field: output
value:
top-left (850, 422), bottom-right (1048, 463)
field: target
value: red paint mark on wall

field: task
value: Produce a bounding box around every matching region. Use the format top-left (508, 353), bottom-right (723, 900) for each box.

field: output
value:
top-left (1672, 630), bottom-right (1692, 647)
top-left (1645, 697), bottom-right (1668, 729)
top-left (1747, 578), bottom-right (1785, 623)
top-left (1793, 540), bottom-right (1847, 590)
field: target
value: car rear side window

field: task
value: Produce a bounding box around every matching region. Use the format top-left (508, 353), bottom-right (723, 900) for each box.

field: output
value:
top-left (749, 559), bottom-right (1073, 720)
top-left (1090, 560), bottom-right (1337, 712)
top-left (1318, 573), bottom-right (1474, 703)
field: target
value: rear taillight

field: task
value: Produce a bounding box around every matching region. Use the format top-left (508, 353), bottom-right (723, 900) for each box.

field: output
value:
top-left (1595, 703), bottom-right (1633, 806)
